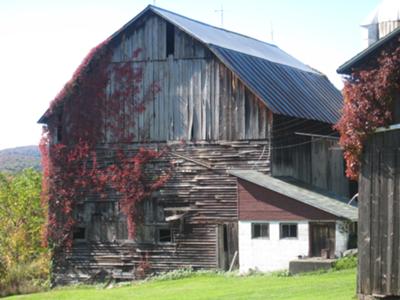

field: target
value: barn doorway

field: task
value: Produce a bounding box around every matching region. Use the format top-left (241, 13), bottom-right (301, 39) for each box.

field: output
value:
top-left (217, 223), bottom-right (238, 270)
top-left (309, 222), bottom-right (335, 258)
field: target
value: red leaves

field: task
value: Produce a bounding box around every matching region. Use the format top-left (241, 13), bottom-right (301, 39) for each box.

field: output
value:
top-left (41, 41), bottom-right (166, 249)
top-left (40, 137), bottom-right (171, 247)
top-left (335, 41), bottom-right (400, 180)
top-left (103, 147), bottom-right (170, 239)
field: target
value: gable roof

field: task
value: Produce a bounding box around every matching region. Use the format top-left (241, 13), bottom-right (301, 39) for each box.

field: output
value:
top-left (337, 26), bottom-right (400, 74)
top-left (148, 6), bottom-right (342, 124)
top-left (228, 170), bottom-right (357, 221)
top-left (39, 5), bottom-right (343, 125)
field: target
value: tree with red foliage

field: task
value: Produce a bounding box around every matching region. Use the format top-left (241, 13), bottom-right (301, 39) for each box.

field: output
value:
top-left (335, 40), bottom-right (400, 180)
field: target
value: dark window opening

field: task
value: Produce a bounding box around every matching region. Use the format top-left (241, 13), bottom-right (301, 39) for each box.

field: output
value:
top-left (223, 224), bottom-right (228, 252)
top-left (73, 227), bottom-right (86, 239)
top-left (158, 228), bottom-right (172, 243)
top-left (280, 223), bottom-right (298, 239)
top-left (56, 112), bottom-right (63, 143)
top-left (166, 23), bottom-right (175, 57)
top-left (56, 126), bottom-right (63, 143)
top-left (349, 181), bottom-right (358, 202)
top-left (252, 223), bottom-right (269, 239)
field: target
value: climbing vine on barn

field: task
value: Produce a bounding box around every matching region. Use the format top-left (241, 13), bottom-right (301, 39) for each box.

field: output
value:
top-left (335, 40), bottom-right (400, 180)
top-left (40, 39), bottom-right (171, 250)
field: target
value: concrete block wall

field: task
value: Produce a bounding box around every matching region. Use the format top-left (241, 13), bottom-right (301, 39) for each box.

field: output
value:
top-left (238, 220), bottom-right (309, 273)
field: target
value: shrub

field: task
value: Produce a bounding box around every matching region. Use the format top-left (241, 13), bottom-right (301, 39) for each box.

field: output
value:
top-left (0, 252), bottom-right (50, 297)
top-left (333, 256), bottom-right (357, 271)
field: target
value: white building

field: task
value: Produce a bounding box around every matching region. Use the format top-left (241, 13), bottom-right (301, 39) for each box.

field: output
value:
top-left (229, 170), bottom-right (357, 273)
top-left (362, 0), bottom-right (400, 47)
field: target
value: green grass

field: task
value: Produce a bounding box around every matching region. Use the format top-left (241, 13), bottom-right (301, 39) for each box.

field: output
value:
top-left (6, 268), bottom-right (356, 300)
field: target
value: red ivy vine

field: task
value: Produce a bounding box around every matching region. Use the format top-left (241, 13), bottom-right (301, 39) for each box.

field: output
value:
top-left (335, 40), bottom-right (400, 180)
top-left (40, 38), bottom-right (170, 250)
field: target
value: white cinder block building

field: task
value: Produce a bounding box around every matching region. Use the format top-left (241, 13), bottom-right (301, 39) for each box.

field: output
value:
top-left (229, 170), bottom-right (357, 273)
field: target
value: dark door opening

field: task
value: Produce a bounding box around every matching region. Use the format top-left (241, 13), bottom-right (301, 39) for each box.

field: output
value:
top-left (217, 223), bottom-right (238, 270)
top-left (309, 222), bottom-right (335, 258)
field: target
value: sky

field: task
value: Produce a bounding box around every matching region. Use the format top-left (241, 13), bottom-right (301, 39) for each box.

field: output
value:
top-left (0, 0), bottom-right (380, 150)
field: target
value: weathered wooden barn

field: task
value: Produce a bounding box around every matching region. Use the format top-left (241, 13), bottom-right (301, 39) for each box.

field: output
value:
top-left (338, 26), bottom-right (400, 300)
top-left (39, 5), bottom-right (351, 284)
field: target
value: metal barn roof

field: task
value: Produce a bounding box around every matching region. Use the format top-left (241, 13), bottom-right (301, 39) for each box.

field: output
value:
top-left (228, 170), bottom-right (358, 221)
top-left (148, 6), bottom-right (343, 124)
top-left (150, 6), bottom-right (314, 73)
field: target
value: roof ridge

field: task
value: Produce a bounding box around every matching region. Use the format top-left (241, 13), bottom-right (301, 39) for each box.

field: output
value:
top-left (209, 44), bottom-right (321, 75)
top-left (148, 5), bottom-right (278, 49)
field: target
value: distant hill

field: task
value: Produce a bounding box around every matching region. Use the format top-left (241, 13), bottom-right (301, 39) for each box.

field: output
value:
top-left (0, 146), bottom-right (41, 173)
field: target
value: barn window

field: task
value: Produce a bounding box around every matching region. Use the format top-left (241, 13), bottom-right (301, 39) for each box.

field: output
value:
top-left (251, 223), bottom-right (269, 239)
top-left (55, 112), bottom-right (63, 143)
top-left (158, 228), bottom-right (172, 243)
top-left (280, 223), bottom-right (298, 239)
top-left (166, 22), bottom-right (175, 57)
top-left (56, 125), bottom-right (63, 143)
top-left (73, 227), bottom-right (86, 240)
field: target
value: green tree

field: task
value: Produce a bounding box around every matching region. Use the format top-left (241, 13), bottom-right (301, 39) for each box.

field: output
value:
top-left (0, 168), bottom-right (45, 274)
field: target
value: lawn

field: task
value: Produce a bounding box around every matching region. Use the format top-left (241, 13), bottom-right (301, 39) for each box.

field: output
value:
top-left (6, 269), bottom-right (356, 300)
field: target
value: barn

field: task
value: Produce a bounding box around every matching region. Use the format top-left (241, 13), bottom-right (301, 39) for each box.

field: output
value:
top-left (338, 24), bottom-right (400, 300)
top-left (38, 5), bottom-right (351, 284)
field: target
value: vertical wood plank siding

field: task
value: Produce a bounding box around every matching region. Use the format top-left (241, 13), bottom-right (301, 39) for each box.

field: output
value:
top-left (108, 14), bottom-right (268, 142)
top-left (358, 129), bottom-right (400, 299)
top-left (106, 60), bottom-right (267, 142)
top-left (271, 115), bottom-right (351, 198)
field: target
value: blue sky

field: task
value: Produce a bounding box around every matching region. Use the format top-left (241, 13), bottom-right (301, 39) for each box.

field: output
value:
top-left (0, 0), bottom-right (379, 150)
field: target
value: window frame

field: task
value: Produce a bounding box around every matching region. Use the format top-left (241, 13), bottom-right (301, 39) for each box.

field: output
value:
top-left (280, 223), bottom-right (298, 239)
top-left (251, 222), bottom-right (270, 239)
top-left (157, 227), bottom-right (173, 244)
top-left (72, 226), bottom-right (86, 240)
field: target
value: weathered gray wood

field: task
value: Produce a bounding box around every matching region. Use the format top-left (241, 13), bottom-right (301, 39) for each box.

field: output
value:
top-left (213, 62), bottom-right (220, 140)
top-left (358, 144), bottom-right (372, 295)
top-left (51, 12), bottom-right (278, 285)
top-left (53, 141), bottom-right (271, 284)
top-left (108, 56), bottom-right (270, 142)
top-left (358, 129), bottom-right (400, 298)
top-left (395, 149), bottom-right (400, 296)
top-left (271, 115), bottom-right (350, 198)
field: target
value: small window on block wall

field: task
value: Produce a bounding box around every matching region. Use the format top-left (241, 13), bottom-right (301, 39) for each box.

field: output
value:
top-left (251, 223), bottom-right (269, 239)
top-left (280, 223), bottom-right (298, 239)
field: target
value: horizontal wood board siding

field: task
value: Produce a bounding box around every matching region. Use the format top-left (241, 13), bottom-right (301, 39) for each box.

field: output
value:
top-left (53, 141), bottom-right (271, 284)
